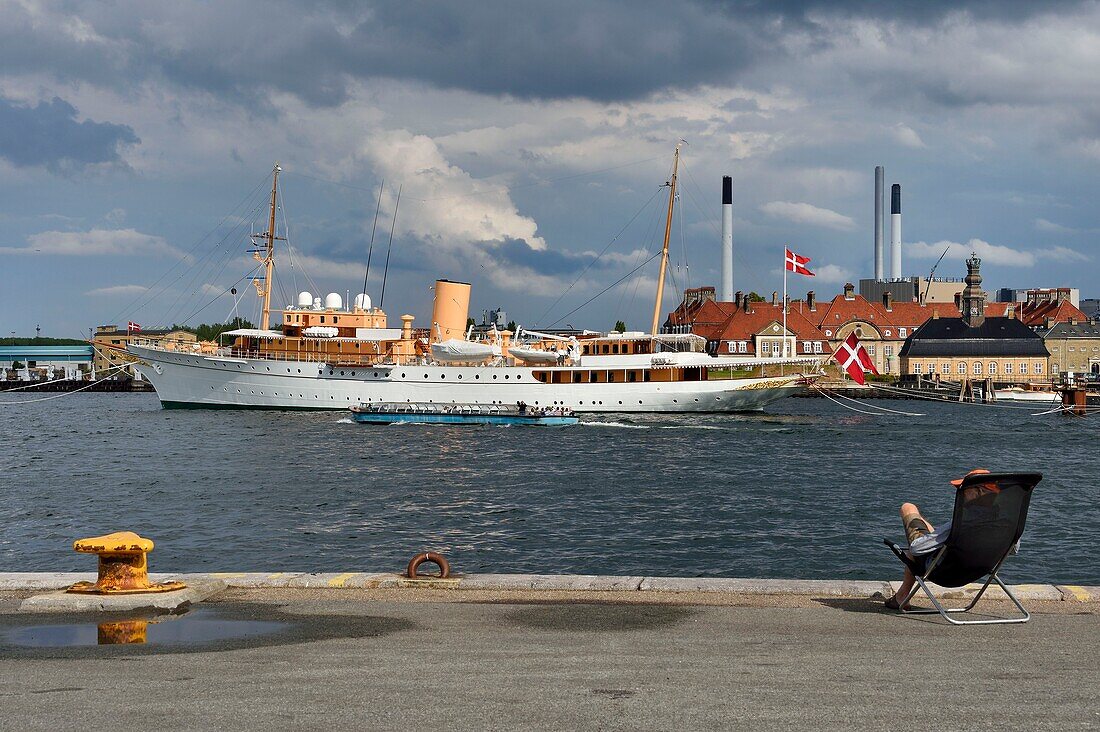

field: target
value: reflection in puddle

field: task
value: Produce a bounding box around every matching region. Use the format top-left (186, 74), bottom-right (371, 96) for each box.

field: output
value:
top-left (4, 608), bottom-right (288, 647)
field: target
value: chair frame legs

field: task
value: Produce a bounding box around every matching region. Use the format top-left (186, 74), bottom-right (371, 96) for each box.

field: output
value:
top-left (898, 550), bottom-right (1030, 625)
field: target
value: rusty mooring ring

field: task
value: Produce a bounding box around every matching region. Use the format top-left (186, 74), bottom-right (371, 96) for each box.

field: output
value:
top-left (406, 551), bottom-right (450, 579)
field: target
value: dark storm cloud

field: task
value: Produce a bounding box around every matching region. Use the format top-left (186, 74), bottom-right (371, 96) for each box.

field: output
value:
top-left (0, 0), bottom-right (1090, 108)
top-left (496, 238), bottom-right (613, 275)
top-left (0, 96), bottom-right (139, 172)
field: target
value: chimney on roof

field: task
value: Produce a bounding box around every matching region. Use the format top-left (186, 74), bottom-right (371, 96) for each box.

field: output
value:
top-left (882, 291), bottom-right (893, 311)
top-left (771, 291), bottom-right (778, 307)
top-left (734, 290), bottom-right (744, 310)
top-left (843, 283), bottom-right (855, 300)
top-left (932, 310), bottom-right (940, 319)
top-left (807, 291), bottom-right (816, 310)
top-left (1005, 304), bottom-right (1015, 319)
top-left (744, 296), bottom-right (753, 314)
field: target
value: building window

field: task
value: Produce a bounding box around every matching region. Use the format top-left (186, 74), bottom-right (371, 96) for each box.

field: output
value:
top-left (973, 362), bottom-right (982, 374)
top-left (1020, 362), bottom-right (1028, 375)
top-left (899, 328), bottom-right (907, 337)
top-left (885, 330), bottom-right (892, 337)
top-left (1069, 346), bottom-right (1076, 352)
top-left (739, 342), bottom-right (747, 353)
top-left (914, 363), bottom-right (923, 374)
top-left (813, 342), bottom-right (822, 354)
top-left (958, 362), bottom-right (966, 374)
top-left (884, 345), bottom-right (893, 357)
top-left (1035, 362), bottom-right (1044, 374)
top-left (867, 344), bottom-right (876, 356)
top-left (761, 342), bottom-right (770, 355)
top-left (1005, 362), bottom-right (1013, 375)
top-left (803, 341), bottom-right (811, 353)
top-left (988, 361), bottom-right (997, 375)
top-left (942, 362), bottom-right (949, 374)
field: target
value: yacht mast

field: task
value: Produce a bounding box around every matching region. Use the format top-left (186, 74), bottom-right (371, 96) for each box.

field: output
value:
top-left (254, 162), bottom-right (282, 331)
top-left (650, 143), bottom-right (682, 335)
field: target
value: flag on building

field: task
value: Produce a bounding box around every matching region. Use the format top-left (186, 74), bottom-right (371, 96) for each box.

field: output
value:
top-left (833, 332), bottom-right (878, 385)
top-left (785, 248), bottom-right (815, 277)
top-left (127, 321), bottom-right (142, 333)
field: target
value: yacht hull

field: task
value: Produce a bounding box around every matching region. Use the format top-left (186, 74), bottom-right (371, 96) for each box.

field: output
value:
top-left (130, 345), bottom-right (809, 413)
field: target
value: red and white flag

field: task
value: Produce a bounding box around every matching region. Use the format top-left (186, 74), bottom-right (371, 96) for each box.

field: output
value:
top-left (785, 248), bottom-right (815, 277)
top-left (833, 332), bottom-right (878, 385)
top-left (127, 321), bottom-right (142, 333)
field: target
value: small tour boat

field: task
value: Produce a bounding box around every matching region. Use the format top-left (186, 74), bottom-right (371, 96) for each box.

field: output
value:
top-left (993, 386), bottom-right (1059, 403)
top-left (349, 402), bottom-right (578, 426)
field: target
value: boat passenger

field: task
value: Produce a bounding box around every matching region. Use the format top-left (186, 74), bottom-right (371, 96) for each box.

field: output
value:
top-left (885, 468), bottom-right (997, 609)
top-left (517, 401), bottom-right (527, 415)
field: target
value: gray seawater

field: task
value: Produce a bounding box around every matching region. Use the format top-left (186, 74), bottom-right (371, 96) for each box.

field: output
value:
top-left (0, 392), bottom-right (1095, 584)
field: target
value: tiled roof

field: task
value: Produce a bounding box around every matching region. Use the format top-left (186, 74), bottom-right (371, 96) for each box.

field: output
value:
top-left (900, 317), bottom-right (1049, 357)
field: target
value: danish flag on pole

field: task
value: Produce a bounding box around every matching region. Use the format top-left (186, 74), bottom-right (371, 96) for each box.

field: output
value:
top-left (833, 332), bottom-right (878, 385)
top-left (127, 321), bottom-right (142, 333)
top-left (785, 248), bottom-right (815, 276)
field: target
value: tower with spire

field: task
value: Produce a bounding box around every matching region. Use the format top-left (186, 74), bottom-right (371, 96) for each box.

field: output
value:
top-left (961, 253), bottom-right (985, 328)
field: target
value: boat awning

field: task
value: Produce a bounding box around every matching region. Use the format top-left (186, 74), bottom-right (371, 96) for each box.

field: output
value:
top-left (223, 328), bottom-right (284, 340)
top-left (648, 356), bottom-right (821, 369)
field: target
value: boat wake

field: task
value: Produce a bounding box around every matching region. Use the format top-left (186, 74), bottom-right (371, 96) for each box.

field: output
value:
top-left (580, 421), bottom-right (650, 429)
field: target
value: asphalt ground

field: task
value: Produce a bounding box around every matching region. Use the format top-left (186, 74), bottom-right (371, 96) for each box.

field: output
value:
top-left (0, 588), bottom-right (1097, 731)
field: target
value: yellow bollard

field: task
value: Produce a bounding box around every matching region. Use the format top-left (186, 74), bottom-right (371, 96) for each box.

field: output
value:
top-left (67, 531), bottom-right (186, 595)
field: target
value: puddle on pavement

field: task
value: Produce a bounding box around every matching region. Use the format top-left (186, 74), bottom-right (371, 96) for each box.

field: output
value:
top-left (2, 608), bottom-right (288, 648)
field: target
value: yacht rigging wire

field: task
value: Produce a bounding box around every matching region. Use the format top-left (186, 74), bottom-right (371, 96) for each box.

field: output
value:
top-left (379, 185), bottom-right (402, 309)
top-left (362, 180), bottom-right (385, 301)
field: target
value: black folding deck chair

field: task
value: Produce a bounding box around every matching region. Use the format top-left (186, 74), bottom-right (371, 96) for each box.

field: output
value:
top-left (883, 471), bottom-right (1042, 625)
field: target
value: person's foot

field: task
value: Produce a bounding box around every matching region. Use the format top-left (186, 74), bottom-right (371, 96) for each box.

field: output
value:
top-left (884, 596), bottom-right (911, 611)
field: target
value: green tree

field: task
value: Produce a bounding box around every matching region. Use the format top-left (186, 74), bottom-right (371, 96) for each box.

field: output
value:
top-left (614, 320), bottom-right (627, 333)
top-left (466, 317), bottom-right (476, 328)
top-left (12, 361), bottom-right (25, 370)
top-left (171, 318), bottom-right (256, 342)
top-left (506, 320), bottom-right (517, 332)
top-left (747, 292), bottom-right (766, 302)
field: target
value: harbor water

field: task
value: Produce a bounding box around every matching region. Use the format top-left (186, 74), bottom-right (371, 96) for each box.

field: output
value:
top-left (1, 392), bottom-right (1095, 584)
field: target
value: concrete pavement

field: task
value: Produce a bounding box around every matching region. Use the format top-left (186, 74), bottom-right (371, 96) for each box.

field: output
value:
top-left (0, 587), bottom-right (1097, 731)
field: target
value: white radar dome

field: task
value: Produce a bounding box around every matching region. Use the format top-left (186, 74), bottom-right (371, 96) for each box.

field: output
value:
top-left (354, 293), bottom-right (372, 310)
top-left (324, 292), bottom-right (343, 309)
top-left (297, 291), bottom-right (313, 307)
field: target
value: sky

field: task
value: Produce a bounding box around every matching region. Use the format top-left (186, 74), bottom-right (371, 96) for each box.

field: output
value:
top-left (2, 0), bottom-right (1100, 338)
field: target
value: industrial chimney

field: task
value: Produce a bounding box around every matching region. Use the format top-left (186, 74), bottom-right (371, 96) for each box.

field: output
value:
top-left (874, 166), bottom-right (884, 281)
top-left (890, 183), bottom-right (902, 279)
top-left (721, 176), bottom-right (733, 302)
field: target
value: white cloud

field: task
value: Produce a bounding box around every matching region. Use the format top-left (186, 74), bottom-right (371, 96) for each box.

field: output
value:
top-left (904, 238), bottom-right (1087, 267)
top-left (758, 201), bottom-right (856, 231)
top-left (1035, 218), bottom-right (1098, 235)
top-left (1043, 245), bottom-right (1090, 263)
top-left (810, 264), bottom-right (855, 285)
top-left (361, 129), bottom-right (546, 251)
top-left (890, 123), bottom-right (926, 149)
top-left (85, 284), bottom-right (148, 296)
top-left (907, 238), bottom-right (1033, 266)
top-left (0, 228), bottom-right (186, 258)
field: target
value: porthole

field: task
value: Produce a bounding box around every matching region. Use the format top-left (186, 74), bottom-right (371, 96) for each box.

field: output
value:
top-left (329, 370), bottom-right (334, 375)
top-left (618, 401), bottom-right (622, 404)
top-left (475, 374), bottom-right (480, 380)
top-left (638, 400), bottom-right (642, 404)
top-left (297, 369), bottom-right (301, 373)
top-left (516, 374), bottom-right (521, 380)
top-left (458, 375), bottom-right (463, 380)
top-left (401, 372), bottom-right (406, 378)
top-left (424, 374), bottom-right (429, 379)
top-left (535, 401), bottom-right (539, 405)
top-left (373, 372), bottom-right (379, 378)
top-left (340, 371), bottom-right (345, 376)
top-left (493, 374), bottom-right (498, 380)
top-left (224, 387), bottom-right (228, 391)
top-left (287, 369), bottom-right (291, 373)
top-left (504, 374), bottom-right (509, 379)
top-left (441, 374), bottom-right (445, 379)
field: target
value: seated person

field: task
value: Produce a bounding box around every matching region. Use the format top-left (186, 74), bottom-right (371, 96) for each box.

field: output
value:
top-left (885, 468), bottom-right (994, 610)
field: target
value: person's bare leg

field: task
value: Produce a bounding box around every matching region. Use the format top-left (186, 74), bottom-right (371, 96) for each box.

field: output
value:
top-left (891, 503), bottom-right (934, 606)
